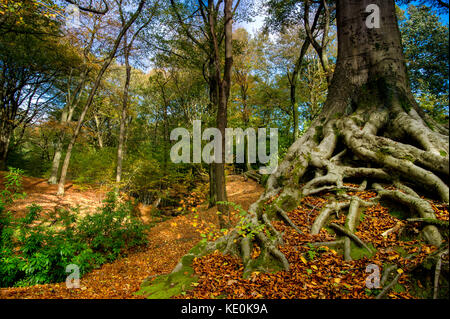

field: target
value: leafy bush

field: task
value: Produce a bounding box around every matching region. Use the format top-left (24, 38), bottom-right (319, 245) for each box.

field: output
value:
top-left (76, 192), bottom-right (148, 261)
top-left (0, 171), bottom-right (148, 287)
top-left (0, 167), bottom-right (26, 205)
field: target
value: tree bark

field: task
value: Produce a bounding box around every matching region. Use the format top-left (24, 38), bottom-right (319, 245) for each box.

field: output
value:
top-left (116, 46), bottom-right (131, 187)
top-left (0, 128), bottom-right (11, 171)
top-left (212, 0), bottom-right (233, 227)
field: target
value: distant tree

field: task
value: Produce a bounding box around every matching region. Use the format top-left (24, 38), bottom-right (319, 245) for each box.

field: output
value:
top-left (56, 0), bottom-right (149, 195)
top-left (399, 4), bottom-right (449, 122)
top-left (0, 7), bottom-right (81, 170)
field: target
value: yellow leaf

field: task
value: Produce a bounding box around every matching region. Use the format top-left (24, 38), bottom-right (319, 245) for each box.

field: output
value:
top-left (311, 265), bottom-right (318, 270)
top-left (397, 268), bottom-right (404, 274)
top-left (334, 278), bottom-right (341, 284)
top-left (388, 254), bottom-right (399, 260)
top-left (300, 256), bottom-right (307, 264)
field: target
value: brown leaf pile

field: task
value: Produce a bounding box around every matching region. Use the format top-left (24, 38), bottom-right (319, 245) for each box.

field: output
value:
top-left (179, 190), bottom-right (448, 299)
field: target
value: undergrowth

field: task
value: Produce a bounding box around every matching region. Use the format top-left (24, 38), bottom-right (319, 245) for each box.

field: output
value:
top-left (0, 168), bottom-right (149, 287)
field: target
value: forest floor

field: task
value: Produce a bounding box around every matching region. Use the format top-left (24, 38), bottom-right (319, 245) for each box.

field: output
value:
top-left (0, 174), bottom-right (264, 299)
top-left (176, 186), bottom-right (449, 299)
top-left (0, 174), bottom-right (448, 299)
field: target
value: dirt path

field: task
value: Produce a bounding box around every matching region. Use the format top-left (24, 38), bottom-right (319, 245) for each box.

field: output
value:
top-left (0, 175), bottom-right (264, 299)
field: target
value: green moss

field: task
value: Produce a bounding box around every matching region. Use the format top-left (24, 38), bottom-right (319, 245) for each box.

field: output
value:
top-left (399, 96), bottom-right (412, 113)
top-left (440, 150), bottom-right (447, 157)
top-left (276, 174), bottom-right (285, 187)
top-left (350, 242), bottom-right (376, 260)
top-left (264, 204), bottom-right (278, 219)
top-left (243, 250), bottom-right (284, 278)
top-left (292, 162), bottom-right (306, 183)
top-left (313, 125), bottom-right (324, 143)
top-left (260, 174), bottom-right (269, 186)
top-left (351, 116), bottom-right (365, 127)
top-left (334, 112), bottom-right (343, 119)
top-left (393, 283), bottom-right (406, 293)
top-left (375, 147), bottom-right (393, 160)
top-left (278, 195), bottom-right (298, 212)
top-left (188, 241), bottom-right (207, 255)
top-left (424, 119), bottom-right (435, 131)
top-left (181, 254), bottom-right (196, 266)
top-left (388, 209), bottom-right (409, 220)
top-left (359, 212), bottom-right (366, 222)
top-left (136, 242), bottom-right (209, 299)
top-left (215, 241), bottom-right (227, 252)
top-left (394, 246), bottom-right (409, 258)
top-left (401, 154), bottom-right (415, 162)
top-left (136, 264), bottom-right (198, 299)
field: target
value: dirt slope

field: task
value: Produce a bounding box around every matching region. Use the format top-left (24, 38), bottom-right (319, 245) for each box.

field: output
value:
top-left (0, 172), bottom-right (107, 218)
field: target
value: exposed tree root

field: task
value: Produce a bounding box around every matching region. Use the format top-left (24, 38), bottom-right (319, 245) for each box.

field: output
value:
top-left (161, 81), bottom-right (449, 298)
top-left (376, 272), bottom-right (402, 299)
top-left (274, 205), bottom-right (302, 234)
top-left (329, 223), bottom-right (373, 254)
top-left (373, 183), bottom-right (443, 246)
top-left (310, 200), bottom-right (350, 235)
top-left (433, 249), bottom-right (448, 299)
top-left (206, 103), bottom-right (448, 277)
top-left (406, 218), bottom-right (449, 228)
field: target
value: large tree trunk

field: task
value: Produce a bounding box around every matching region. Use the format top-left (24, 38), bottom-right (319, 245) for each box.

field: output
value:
top-left (212, 0), bottom-right (233, 228)
top-left (166, 0), bottom-right (449, 280)
top-left (0, 128), bottom-right (11, 171)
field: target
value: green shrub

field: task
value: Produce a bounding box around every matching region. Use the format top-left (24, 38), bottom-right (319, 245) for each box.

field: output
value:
top-left (0, 167), bottom-right (26, 205)
top-left (77, 192), bottom-right (148, 261)
top-left (0, 171), bottom-right (149, 287)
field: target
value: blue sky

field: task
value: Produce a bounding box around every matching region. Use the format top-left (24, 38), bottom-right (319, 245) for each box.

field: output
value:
top-left (238, 1), bottom-right (449, 34)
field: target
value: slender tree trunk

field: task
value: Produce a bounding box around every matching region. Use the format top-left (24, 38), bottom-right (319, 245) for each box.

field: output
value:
top-left (48, 27), bottom-right (94, 185)
top-left (289, 36), bottom-right (311, 141)
top-left (242, 100), bottom-right (252, 172)
top-left (116, 47), bottom-right (131, 188)
top-left (290, 83), bottom-right (299, 141)
top-left (93, 114), bottom-right (104, 149)
top-left (208, 62), bottom-right (218, 207)
top-left (48, 76), bottom-right (86, 184)
top-left (57, 0), bottom-right (146, 196)
top-left (163, 101), bottom-right (169, 173)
